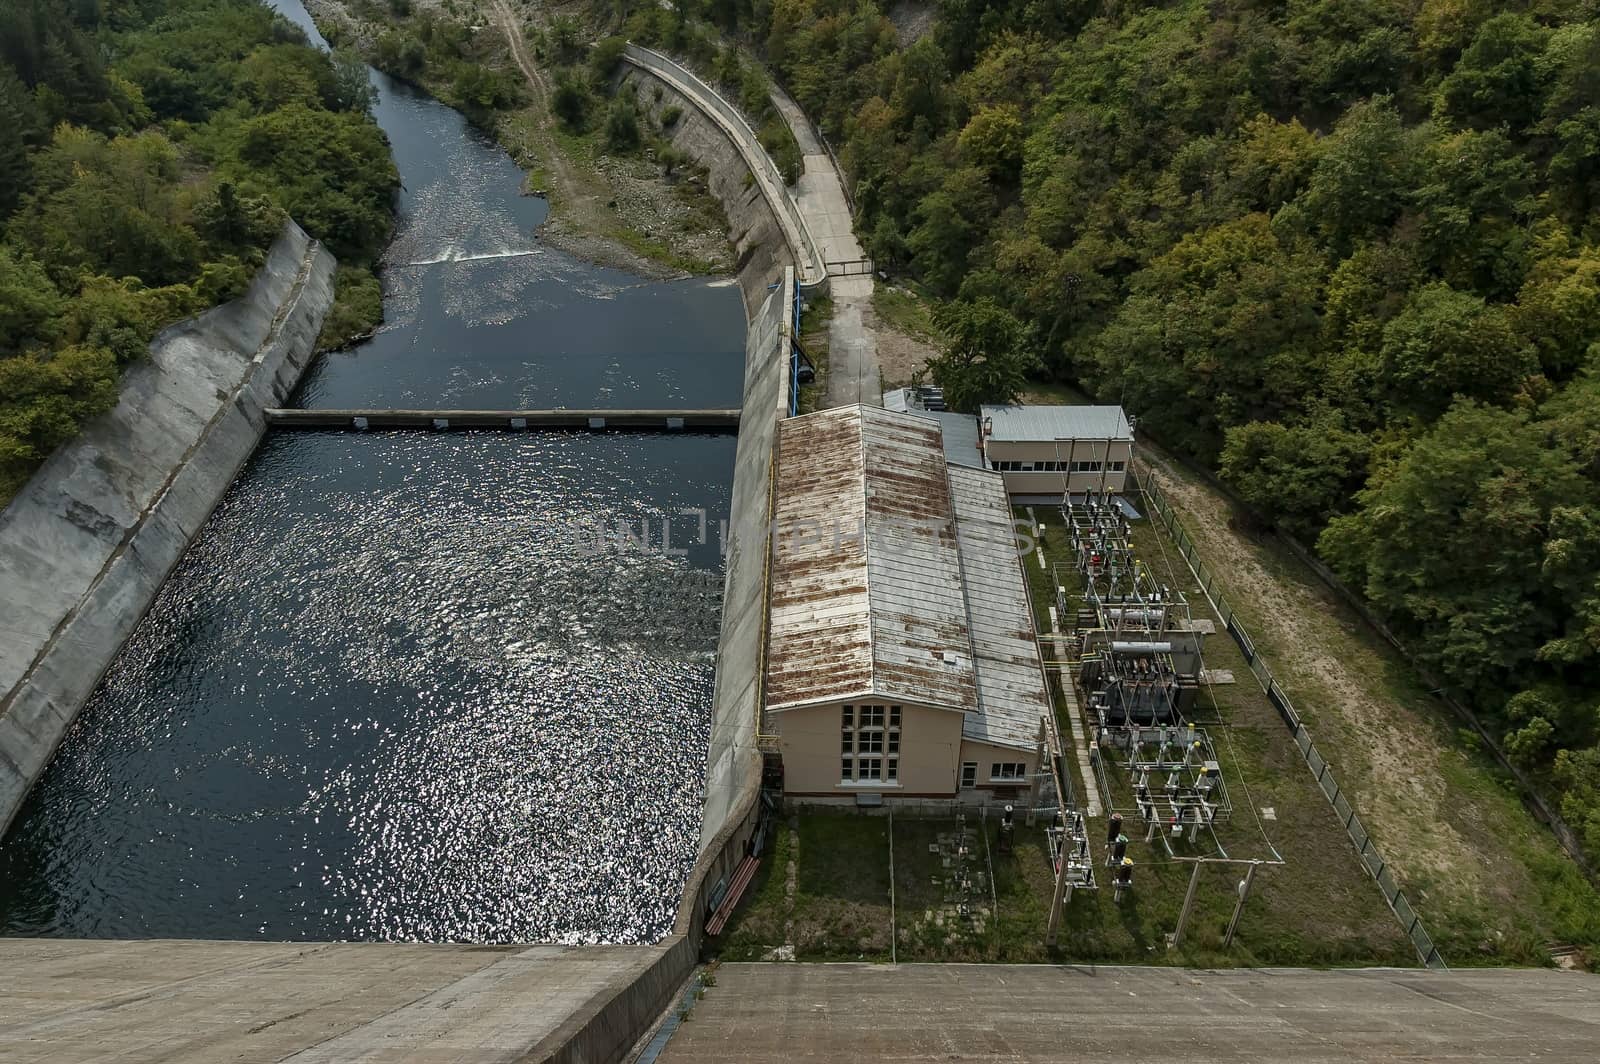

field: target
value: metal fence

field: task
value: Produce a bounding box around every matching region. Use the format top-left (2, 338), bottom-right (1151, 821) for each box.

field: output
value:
top-left (1135, 470), bottom-right (1448, 970)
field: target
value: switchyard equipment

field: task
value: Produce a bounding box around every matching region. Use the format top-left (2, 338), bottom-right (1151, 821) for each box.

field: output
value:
top-left (1058, 496), bottom-right (1205, 727)
top-left (1058, 496), bottom-right (1231, 840)
top-left (1044, 806), bottom-right (1099, 941)
top-left (1093, 723), bottom-right (1234, 842)
top-left (1047, 809), bottom-right (1097, 902)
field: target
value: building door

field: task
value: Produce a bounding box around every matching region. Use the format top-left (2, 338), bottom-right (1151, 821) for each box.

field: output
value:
top-left (960, 762), bottom-right (977, 789)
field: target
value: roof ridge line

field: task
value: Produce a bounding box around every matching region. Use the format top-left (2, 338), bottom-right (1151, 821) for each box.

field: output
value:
top-left (946, 463), bottom-right (984, 726)
top-left (858, 405), bottom-right (876, 700)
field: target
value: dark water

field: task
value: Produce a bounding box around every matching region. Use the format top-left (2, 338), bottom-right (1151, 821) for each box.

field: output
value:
top-left (0, 0), bottom-right (742, 943)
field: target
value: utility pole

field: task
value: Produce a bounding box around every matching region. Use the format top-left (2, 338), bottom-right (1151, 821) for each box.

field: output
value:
top-left (1223, 861), bottom-right (1259, 948)
top-left (1170, 859), bottom-right (1204, 951)
top-left (1045, 822), bottom-right (1070, 946)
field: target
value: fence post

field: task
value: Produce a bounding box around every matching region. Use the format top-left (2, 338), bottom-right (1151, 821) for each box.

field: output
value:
top-left (1143, 460), bottom-right (1448, 971)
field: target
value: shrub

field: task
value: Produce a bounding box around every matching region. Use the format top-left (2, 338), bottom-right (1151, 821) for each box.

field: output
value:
top-left (552, 72), bottom-right (591, 130)
top-left (604, 98), bottom-right (641, 153)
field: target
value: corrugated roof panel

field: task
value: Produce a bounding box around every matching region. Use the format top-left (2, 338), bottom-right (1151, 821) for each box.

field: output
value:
top-left (859, 406), bottom-right (976, 712)
top-left (766, 408), bottom-right (875, 709)
top-left (948, 464), bottom-right (1053, 749)
top-left (928, 411), bottom-right (983, 469)
top-left (980, 404), bottom-right (1133, 443)
top-left (766, 406), bottom-right (977, 714)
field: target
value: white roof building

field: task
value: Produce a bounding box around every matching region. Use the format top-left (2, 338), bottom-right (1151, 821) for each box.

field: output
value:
top-left (979, 404), bottom-right (1134, 443)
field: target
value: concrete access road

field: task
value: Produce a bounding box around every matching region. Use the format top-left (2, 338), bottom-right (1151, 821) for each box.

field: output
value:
top-left (767, 85), bottom-right (882, 409)
top-left (657, 962), bottom-right (1600, 1062)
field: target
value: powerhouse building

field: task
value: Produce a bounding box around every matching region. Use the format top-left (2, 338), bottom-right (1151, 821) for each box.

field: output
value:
top-left (763, 405), bottom-right (1052, 803)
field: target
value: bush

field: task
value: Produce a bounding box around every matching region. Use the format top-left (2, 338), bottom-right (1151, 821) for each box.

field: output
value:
top-left (657, 144), bottom-right (687, 176)
top-left (316, 266), bottom-right (383, 351)
top-left (552, 72), bottom-right (591, 130)
top-left (660, 104), bottom-right (683, 127)
top-left (549, 16), bottom-right (585, 65)
top-left (589, 36), bottom-right (627, 86)
top-left (373, 32), bottom-right (426, 78)
top-left (604, 98), bottom-right (641, 153)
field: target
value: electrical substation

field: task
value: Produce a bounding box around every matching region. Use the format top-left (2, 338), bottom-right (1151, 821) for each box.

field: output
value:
top-left (1057, 494), bottom-right (1234, 857)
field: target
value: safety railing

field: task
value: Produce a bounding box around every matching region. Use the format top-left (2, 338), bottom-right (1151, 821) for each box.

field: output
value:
top-left (1134, 469), bottom-right (1447, 970)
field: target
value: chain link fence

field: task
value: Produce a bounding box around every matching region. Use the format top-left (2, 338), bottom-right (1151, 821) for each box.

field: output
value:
top-left (1136, 470), bottom-right (1447, 970)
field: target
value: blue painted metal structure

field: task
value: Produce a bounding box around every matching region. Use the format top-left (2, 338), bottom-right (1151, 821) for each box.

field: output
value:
top-left (789, 286), bottom-right (803, 416)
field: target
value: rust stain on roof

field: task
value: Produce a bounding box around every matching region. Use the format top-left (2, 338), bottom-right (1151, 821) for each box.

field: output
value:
top-left (765, 406), bottom-right (977, 713)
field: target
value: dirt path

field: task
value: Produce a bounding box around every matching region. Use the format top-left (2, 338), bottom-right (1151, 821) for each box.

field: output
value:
top-left (489, 1), bottom-right (581, 214)
top-left (1134, 448), bottom-right (1490, 902)
top-left (487, 0), bottom-right (684, 276)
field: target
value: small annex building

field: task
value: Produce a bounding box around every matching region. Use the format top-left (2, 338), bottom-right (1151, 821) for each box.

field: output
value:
top-left (979, 404), bottom-right (1134, 500)
top-left (763, 404), bottom-right (1051, 804)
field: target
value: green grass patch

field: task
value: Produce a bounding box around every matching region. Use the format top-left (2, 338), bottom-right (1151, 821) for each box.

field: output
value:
top-left (1136, 455), bottom-right (1600, 968)
top-left (871, 284), bottom-right (941, 344)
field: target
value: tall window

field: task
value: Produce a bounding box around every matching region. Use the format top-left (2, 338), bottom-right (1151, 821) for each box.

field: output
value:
top-left (840, 704), bottom-right (901, 783)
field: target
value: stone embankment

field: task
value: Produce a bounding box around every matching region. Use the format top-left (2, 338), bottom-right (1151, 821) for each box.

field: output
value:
top-left (0, 221), bottom-right (336, 835)
top-left (621, 44), bottom-right (823, 295)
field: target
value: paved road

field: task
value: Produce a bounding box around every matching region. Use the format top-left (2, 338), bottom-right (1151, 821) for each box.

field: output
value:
top-left (0, 938), bottom-right (660, 1063)
top-left (658, 962), bottom-right (1600, 1062)
top-left (768, 85), bottom-right (882, 408)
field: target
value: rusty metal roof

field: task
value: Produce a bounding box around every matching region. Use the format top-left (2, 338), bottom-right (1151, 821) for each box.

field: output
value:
top-left (766, 406), bottom-right (977, 713)
top-left (947, 464), bottom-right (1053, 749)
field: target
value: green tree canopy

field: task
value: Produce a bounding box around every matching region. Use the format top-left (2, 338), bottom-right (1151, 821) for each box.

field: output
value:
top-left (926, 297), bottom-right (1038, 412)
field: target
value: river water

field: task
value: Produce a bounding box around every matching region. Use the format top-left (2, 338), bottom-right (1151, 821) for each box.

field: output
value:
top-left (0, 0), bottom-right (743, 943)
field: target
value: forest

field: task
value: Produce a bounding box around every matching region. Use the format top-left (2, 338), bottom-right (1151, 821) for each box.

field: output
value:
top-left (608, 0), bottom-right (1600, 863)
top-left (0, 0), bottom-right (396, 498)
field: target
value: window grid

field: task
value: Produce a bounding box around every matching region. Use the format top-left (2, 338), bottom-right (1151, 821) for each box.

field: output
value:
top-left (840, 703), bottom-right (901, 784)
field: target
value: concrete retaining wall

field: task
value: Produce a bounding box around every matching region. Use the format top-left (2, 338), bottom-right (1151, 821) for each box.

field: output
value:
top-left (620, 44), bottom-right (825, 292)
top-left (619, 64), bottom-right (799, 316)
top-left (0, 221), bottom-right (337, 834)
top-left (698, 271), bottom-right (788, 848)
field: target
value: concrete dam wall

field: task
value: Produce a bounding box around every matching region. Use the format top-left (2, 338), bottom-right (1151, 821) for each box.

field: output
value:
top-left (0, 221), bottom-right (337, 835)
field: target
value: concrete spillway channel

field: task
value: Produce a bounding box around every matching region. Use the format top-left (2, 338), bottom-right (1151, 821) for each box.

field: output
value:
top-left (0, 12), bottom-right (803, 1062)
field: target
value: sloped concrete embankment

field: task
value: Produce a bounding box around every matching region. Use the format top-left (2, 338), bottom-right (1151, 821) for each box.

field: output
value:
top-left (618, 51), bottom-right (812, 313)
top-left (0, 221), bottom-right (336, 835)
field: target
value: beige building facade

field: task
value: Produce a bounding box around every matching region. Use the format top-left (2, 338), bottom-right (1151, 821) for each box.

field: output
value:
top-left (763, 406), bottom-right (1050, 804)
top-left (979, 405), bottom-right (1135, 498)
